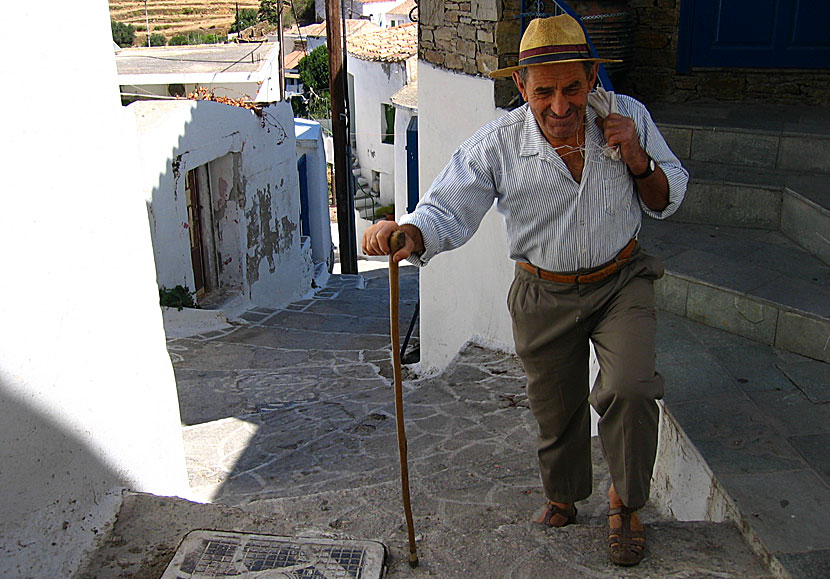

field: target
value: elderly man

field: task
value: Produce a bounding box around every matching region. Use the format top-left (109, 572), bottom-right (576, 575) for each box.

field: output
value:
top-left (363, 15), bottom-right (687, 566)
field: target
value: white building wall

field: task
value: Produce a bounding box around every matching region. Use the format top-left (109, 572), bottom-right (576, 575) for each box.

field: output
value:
top-left (133, 99), bottom-right (311, 308)
top-left (0, 3), bottom-right (189, 577)
top-left (415, 64), bottom-right (509, 371)
top-left (348, 56), bottom-right (408, 206)
top-left (361, 0), bottom-right (402, 25)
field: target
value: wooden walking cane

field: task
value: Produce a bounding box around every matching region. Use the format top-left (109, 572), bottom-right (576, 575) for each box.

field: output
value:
top-left (389, 229), bottom-right (419, 567)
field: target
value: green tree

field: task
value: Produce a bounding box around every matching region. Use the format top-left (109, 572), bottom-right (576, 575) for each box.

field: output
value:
top-left (258, 0), bottom-right (280, 25)
top-left (111, 20), bottom-right (136, 48)
top-left (297, 45), bottom-right (329, 92)
top-left (231, 8), bottom-right (259, 33)
top-left (149, 33), bottom-right (167, 46)
top-left (169, 34), bottom-right (189, 46)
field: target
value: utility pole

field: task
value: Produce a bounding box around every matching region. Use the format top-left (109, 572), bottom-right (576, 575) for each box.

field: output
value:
top-left (145, 0), bottom-right (151, 47)
top-left (325, 0), bottom-right (358, 273)
top-left (277, 0), bottom-right (285, 100)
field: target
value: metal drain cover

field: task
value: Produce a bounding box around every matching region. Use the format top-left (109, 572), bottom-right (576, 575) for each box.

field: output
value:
top-left (161, 530), bottom-right (386, 579)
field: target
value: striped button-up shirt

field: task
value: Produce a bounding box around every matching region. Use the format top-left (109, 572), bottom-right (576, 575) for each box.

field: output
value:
top-left (400, 95), bottom-right (688, 272)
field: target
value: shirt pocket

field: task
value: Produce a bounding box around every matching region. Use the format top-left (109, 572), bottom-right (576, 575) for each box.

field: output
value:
top-left (600, 170), bottom-right (634, 216)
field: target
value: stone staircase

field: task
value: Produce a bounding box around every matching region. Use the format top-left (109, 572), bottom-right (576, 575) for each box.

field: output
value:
top-left (643, 103), bottom-right (830, 578)
top-left (350, 142), bottom-right (382, 222)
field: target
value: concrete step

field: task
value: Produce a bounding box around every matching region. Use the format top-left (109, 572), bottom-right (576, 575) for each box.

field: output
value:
top-left (641, 219), bottom-right (830, 363)
top-left (654, 312), bottom-right (830, 579)
top-left (652, 102), bottom-right (830, 175)
top-left (669, 160), bottom-right (830, 264)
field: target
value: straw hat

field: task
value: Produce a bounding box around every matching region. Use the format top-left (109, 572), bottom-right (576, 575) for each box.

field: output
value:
top-left (489, 14), bottom-right (621, 78)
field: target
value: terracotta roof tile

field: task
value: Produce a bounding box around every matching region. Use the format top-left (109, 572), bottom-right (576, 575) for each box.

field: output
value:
top-left (387, 0), bottom-right (416, 16)
top-left (299, 19), bottom-right (381, 38)
top-left (284, 49), bottom-right (307, 70)
top-left (347, 22), bottom-right (417, 62)
top-left (391, 81), bottom-right (417, 109)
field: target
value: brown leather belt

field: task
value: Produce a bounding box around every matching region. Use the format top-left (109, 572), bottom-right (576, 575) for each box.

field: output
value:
top-left (519, 238), bottom-right (638, 284)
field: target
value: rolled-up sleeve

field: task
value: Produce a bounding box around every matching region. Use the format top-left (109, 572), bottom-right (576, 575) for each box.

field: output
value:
top-left (619, 95), bottom-right (689, 220)
top-left (399, 147), bottom-right (497, 266)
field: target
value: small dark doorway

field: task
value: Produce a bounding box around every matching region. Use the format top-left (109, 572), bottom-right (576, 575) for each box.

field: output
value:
top-left (185, 169), bottom-right (207, 297)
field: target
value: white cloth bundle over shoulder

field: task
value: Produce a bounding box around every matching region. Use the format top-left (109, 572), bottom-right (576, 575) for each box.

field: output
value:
top-left (588, 86), bottom-right (622, 161)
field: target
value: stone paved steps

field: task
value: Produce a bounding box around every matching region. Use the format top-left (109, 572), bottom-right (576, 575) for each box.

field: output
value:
top-left (654, 312), bottom-right (830, 579)
top-left (652, 102), bottom-right (830, 175)
top-left (641, 219), bottom-right (830, 363)
top-left (675, 159), bottom-right (828, 232)
top-left (76, 269), bottom-right (774, 577)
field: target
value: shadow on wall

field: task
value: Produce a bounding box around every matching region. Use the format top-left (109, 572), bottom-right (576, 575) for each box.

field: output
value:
top-left (0, 377), bottom-right (127, 578)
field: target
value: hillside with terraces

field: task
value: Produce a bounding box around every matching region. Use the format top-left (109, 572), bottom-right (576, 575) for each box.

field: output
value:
top-left (108, 0), bottom-right (260, 43)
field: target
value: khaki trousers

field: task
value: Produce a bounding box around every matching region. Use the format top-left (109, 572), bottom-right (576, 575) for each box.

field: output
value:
top-left (507, 247), bottom-right (665, 509)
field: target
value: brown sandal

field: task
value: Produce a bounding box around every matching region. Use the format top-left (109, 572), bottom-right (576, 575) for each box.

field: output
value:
top-left (608, 506), bottom-right (646, 566)
top-left (535, 501), bottom-right (577, 527)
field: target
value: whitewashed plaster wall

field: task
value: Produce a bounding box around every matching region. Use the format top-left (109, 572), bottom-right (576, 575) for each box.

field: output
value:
top-left (361, 0), bottom-right (402, 25)
top-left (347, 55), bottom-right (408, 206)
top-left (414, 63), bottom-right (510, 371)
top-left (381, 13), bottom-right (413, 28)
top-left (295, 118), bottom-right (334, 271)
top-left (132, 99), bottom-right (312, 308)
top-left (0, 3), bottom-right (189, 577)
top-left (392, 105), bottom-right (416, 221)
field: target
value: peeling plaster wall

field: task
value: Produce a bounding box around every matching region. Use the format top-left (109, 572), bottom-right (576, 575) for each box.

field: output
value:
top-left (347, 56), bottom-right (408, 206)
top-left (133, 99), bottom-right (311, 308)
top-left (0, 2), bottom-right (189, 576)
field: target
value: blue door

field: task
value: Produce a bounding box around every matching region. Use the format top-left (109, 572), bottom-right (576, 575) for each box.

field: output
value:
top-left (678, 0), bottom-right (830, 70)
top-left (406, 116), bottom-right (419, 214)
top-left (297, 154), bottom-right (310, 237)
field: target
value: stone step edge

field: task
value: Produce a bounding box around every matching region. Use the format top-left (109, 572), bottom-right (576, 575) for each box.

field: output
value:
top-left (781, 188), bottom-right (830, 265)
top-left (670, 183), bottom-right (828, 264)
top-left (657, 121), bottom-right (830, 140)
top-left (653, 404), bottom-right (788, 578)
top-left (656, 271), bottom-right (829, 364)
top-left (656, 122), bottom-right (830, 175)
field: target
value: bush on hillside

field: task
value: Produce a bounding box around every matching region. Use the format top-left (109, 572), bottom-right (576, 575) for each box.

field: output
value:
top-left (149, 33), bottom-right (167, 46)
top-left (169, 32), bottom-right (222, 46)
top-left (111, 20), bottom-right (136, 47)
top-left (231, 8), bottom-right (259, 33)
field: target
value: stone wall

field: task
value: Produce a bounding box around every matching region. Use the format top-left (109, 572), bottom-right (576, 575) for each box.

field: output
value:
top-left (419, 0), bottom-right (830, 106)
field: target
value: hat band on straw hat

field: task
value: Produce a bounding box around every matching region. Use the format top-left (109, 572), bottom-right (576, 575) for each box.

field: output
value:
top-left (518, 43), bottom-right (593, 66)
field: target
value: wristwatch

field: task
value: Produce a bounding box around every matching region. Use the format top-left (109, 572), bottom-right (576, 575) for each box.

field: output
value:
top-left (631, 156), bottom-right (656, 179)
